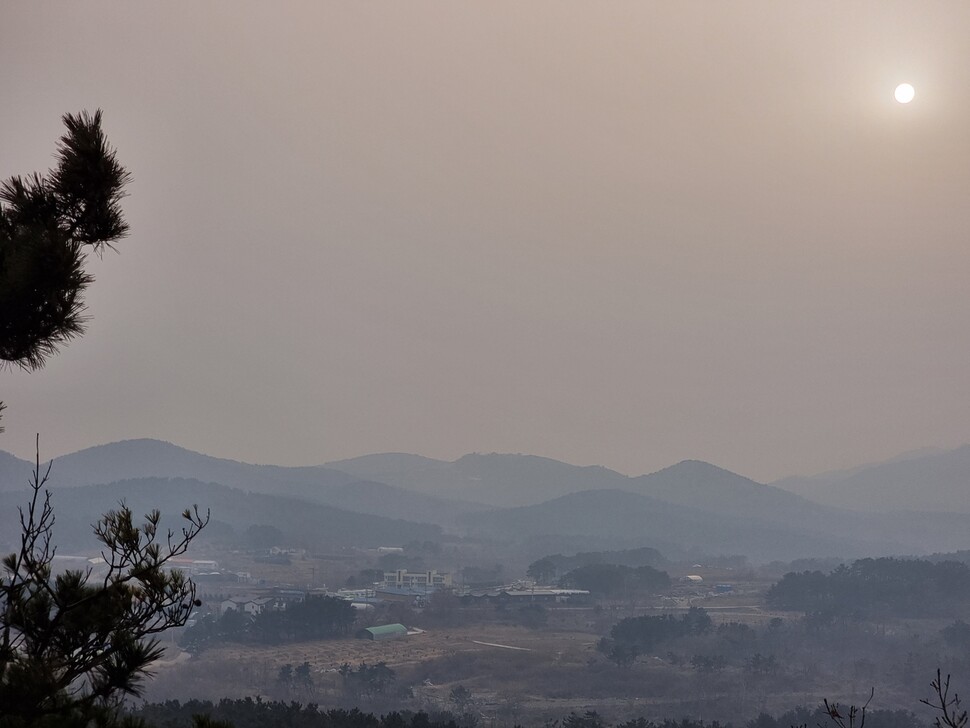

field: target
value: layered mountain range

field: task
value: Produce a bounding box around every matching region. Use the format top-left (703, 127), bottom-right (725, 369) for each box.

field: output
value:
top-left (1, 439), bottom-right (967, 561)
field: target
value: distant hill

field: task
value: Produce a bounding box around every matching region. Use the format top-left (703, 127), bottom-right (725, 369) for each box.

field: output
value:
top-left (327, 451), bottom-right (632, 507)
top-left (773, 444), bottom-right (970, 513)
top-left (329, 452), bottom-right (843, 524)
top-left (0, 450), bottom-right (33, 492)
top-left (0, 440), bottom-right (487, 527)
top-left (0, 477), bottom-right (443, 553)
top-left (458, 488), bottom-right (920, 562)
top-left (281, 448), bottom-right (970, 557)
top-left (630, 460), bottom-right (824, 522)
top-left (4, 440), bottom-right (968, 562)
top-left (326, 452), bottom-right (453, 479)
top-left (12, 438), bottom-right (356, 493)
top-left (316, 479), bottom-right (493, 525)
top-left (450, 457), bottom-right (970, 559)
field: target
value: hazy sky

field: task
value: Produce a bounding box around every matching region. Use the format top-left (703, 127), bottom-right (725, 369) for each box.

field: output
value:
top-left (2, 3), bottom-right (969, 482)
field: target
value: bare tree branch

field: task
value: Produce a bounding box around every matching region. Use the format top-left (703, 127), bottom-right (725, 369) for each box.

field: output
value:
top-left (0, 439), bottom-right (207, 724)
top-left (921, 670), bottom-right (969, 728)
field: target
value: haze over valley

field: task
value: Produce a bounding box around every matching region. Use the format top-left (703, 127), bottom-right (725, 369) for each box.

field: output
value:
top-left (4, 3), bottom-right (970, 726)
top-left (3, 437), bottom-right (969, 560)
top-left (3, 438), bottom-right (970, 725)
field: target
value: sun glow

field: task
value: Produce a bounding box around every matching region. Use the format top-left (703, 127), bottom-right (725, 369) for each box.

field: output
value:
top-left (894, 83), bottom-right (915, 104)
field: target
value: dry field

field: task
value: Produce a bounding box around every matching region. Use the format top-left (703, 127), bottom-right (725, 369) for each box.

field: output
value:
top-left (144, 624), bottom-right (598, 710)
top-left (149, 623), bottom-right (595, 686)
top-left (141, 619), bottom-right (833, 725)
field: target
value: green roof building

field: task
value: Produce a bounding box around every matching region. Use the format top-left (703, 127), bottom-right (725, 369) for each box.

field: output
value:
top-left (357, 623), bottom-right (408, 641)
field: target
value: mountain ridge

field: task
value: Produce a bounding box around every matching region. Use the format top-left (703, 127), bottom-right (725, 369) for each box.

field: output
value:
top-left (3, 439), bottom-right (969, 560)
top-left (0, 439), bottom-right (489, 527)
top-left (0, 476), bottom-right (443, 553)
top-left (773, 443), bottom-right (970, 513)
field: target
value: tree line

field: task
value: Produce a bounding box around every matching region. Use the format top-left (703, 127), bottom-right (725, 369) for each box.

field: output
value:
top-left (765, 557), bottom-right (970, 618)
top-left (558, 563), bottom-right (671, 596)
top-left (181, 596), bottom-right (356, 653)
top-left (127, 697), bottom-right (934, 728)
top-left (598, 607), bottom-right (714, 666)
top-left (526, 547), bottom-right (666, 583)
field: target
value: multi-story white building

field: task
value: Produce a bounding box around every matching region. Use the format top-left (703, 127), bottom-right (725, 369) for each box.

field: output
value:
top-left (382, 569), bottom-right (451, 591)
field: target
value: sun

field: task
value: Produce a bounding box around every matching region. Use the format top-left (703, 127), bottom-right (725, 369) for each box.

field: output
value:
top-left (894, 83), bottom-right (915, 104)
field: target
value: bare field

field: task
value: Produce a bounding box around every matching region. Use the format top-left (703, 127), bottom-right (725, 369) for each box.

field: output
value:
top-left (141, 620), bottom-right (827, 725)
top-left (155, 623), bottom-right (595, 676)
top-left (141, 596), bottom-right (934, 725)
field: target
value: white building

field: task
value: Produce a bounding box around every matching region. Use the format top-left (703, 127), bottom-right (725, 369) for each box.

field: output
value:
top-left (219, 596), bottom-right (275, 616)
top-left (382, 569), bottom-right (452, 590)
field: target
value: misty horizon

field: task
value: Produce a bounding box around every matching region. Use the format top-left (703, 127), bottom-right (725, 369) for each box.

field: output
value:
top-left (3, 3), bottom-right (970, 483)
top-left (3, 434), bottom-right (967, 485)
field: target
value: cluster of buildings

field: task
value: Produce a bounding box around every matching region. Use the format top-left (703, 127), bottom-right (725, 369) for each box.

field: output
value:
top-left (209, 571), bottom-right (454, 617)
top-left (208, 567), bottom-right (596, 618)
top-left (218, 587), bottom-right (313, 616)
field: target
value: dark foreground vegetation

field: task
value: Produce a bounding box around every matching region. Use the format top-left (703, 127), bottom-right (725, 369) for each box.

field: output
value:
top-left (129, 669), bottom-right (970, 727)
top-left (126, 691), bottom-right (948, 728)
top-left (0, 111), bottom-right (213, 728)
